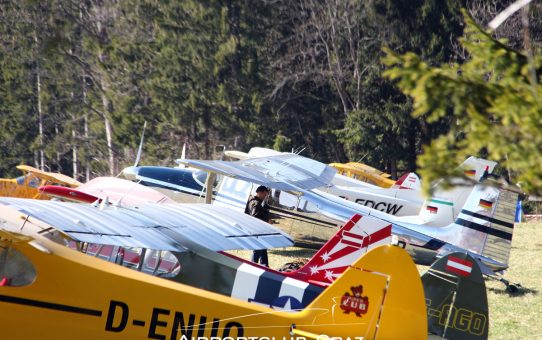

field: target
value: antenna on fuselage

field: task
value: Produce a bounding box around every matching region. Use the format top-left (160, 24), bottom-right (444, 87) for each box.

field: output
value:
top-left (133, 121), bottom-right (147, 168)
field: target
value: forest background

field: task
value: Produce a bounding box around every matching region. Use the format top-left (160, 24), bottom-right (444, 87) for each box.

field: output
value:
top-left (1, 0), bottom-right (541, 186)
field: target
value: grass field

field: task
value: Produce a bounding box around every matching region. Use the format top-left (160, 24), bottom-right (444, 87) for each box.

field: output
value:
top-left (486, 222), bottom-right (542, 339)
top-left (230, 222), bottom-right (542, 339)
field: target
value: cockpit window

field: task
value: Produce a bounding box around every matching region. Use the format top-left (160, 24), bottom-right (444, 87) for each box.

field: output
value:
top-left (141, 249), bottom-right (180, 277)
top-left (70, 242), bottom-right (180, 279)
top-left (15, 175), bottom-right (26, 185)
top-left (15, 174), bottom-right (40, 188)
top-left (192, 170), bottom-right (208, 187)
top-left (0, 244), bottom-right (36, 287)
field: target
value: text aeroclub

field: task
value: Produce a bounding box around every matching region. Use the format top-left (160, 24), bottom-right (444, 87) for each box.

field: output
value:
top-left (105, 300), bottom-right (244, 339)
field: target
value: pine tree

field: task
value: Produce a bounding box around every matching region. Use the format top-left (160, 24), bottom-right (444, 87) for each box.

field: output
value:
top-left (384, 11), bottom-right (542, 195)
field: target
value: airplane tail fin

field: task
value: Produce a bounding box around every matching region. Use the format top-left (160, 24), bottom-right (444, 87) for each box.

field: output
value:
top-left (285, 214), bottom-right (392, 285)
top-left (303, 245), bottom-right (427, 339)
top-left (459, 157), bottom-right (497, 182)
top-left (422, 252), bottom-right (488, 339)
top-left (392, 172), bottom-right (421, 190)
top-left (427, 157), bottom-right (498, 211)
top-left (445, 182), bottom-right (518, 267)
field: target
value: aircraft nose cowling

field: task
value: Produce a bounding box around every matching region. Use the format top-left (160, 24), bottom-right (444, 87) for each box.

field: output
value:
top-left (120, 166), bottom-right (139, 181)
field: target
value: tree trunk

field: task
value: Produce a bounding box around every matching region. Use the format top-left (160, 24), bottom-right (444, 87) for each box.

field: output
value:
top-left (101, 78), bottom-right (115, 177)
top-left (72, 128), bottom-right (78, 180)
top-left (85, 114), bottom-right (90, 182)
top-left (35, 32), bottom-right (44, 171)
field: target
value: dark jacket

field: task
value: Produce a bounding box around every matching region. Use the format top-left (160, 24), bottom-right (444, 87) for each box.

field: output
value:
top-left (244, 196), bottom-right (269, 222)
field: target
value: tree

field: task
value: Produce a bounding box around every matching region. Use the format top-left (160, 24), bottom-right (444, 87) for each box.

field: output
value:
top-left (384, 12), bottom-right (542, 196)
top-left (338, 0), bottom-right (465, 176)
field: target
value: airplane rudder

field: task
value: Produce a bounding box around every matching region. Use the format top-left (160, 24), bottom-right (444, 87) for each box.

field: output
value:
top-left (306, 245), bottom-right (427, 339)
top-left (422, 252), bottom-right (488, 340)
top-left (291, 213), bottom-right (366, 280)
top-left (450, 183), bottom-right (517, 265)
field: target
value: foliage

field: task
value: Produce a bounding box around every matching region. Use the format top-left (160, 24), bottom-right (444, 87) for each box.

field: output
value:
top-left (384, 12), bottom-right (542, 196)
top-left (335, 0), bottom-right (464, 176)
top-left (1, 1), bottom-right (541, 188)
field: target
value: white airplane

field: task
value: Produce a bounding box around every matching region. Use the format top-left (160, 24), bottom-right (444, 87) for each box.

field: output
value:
top-left (222, 147), bottom-right (497, 227)
top-left (179, 153), bottom-right (522, 291)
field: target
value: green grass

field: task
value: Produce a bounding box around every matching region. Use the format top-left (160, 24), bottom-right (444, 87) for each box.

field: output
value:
top-left (486, 222), bottom-right (542, 339)
top-left (230, 222), bottom-right (542, 338)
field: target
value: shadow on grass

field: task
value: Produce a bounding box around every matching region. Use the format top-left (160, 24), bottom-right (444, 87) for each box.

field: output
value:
top-left (269, 248), bottom-right (317, 258)
top-left (488, 285), bottom-right (538, 297)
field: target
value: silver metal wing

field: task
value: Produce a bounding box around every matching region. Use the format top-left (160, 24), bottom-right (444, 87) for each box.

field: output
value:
top-left (0, 198), bottom-right (293, 252)
top-left (178, 153), bottom-right (337, 191)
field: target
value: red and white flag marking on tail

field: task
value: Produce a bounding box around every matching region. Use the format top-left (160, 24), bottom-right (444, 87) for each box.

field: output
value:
top-left (445, 256), bottom-right (473, 277)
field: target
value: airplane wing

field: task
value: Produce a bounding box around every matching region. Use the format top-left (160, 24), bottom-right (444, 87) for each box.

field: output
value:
top-left (179, 153), bottom-right (337, 191)
top-left (0, 198), bottom-right (293, 252)
top-left (16, 165), bottom-right (82, 188)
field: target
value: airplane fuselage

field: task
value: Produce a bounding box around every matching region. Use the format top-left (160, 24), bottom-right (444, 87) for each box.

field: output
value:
top-left (0, 233), bottom-right (427, 339)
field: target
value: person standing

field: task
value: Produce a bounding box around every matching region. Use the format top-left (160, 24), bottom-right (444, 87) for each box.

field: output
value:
top-left (244, 185), bottom-right (270, 267)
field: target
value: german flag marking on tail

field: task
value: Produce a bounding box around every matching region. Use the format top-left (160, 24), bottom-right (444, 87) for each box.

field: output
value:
top-left (479, 199), bottom-right (493, 209)
top-left (464, 169), bottom-right (476, 177)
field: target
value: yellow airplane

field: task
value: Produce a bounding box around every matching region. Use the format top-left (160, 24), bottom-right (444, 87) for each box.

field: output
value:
top-left (0, 202), bottom-right (427, 339)
top-left (0, 165), bottom-right (82, 199)
top-left (328, 162), bottom-right (396, 188)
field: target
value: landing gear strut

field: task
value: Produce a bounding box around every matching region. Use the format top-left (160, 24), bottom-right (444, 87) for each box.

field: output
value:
top-left (486, 274), bottom-right (523, 294)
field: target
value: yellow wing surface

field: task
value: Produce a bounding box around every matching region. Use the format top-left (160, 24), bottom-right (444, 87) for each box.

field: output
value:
top-left (0, 207), bottom-right (426, 339)
top-left (329, 162), bottom-right (395, 188)
top-left (0, 165), bottom-right (81, 199)
top-left (16, 165), bottom-right (82, 188)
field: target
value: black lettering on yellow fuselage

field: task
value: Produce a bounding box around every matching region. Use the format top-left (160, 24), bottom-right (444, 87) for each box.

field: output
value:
top-left (105, 300), bottom-right (244, 339)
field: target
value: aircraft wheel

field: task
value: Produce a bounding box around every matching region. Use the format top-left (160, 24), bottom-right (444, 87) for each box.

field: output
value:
top-left (506, 284), bottom-right (520, 294)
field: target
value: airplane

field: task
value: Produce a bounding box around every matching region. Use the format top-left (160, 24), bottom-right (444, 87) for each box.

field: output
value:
top-left (0, 198), bottom-right (428, 339)
top-left (117, 142), bottom-right (494, 227)
top-left (0, 195), bottom-right (489, 339)
top-left (39, 176), bottom-right (175, 205)
top-left (178, 153), bottom-right (521, 291)
top-left (0, 164), bottom-right (82, 199)
top-left (120, 165), bottom-right (210, 203)
top-left (113, 158), bottom-right (495, 254)
top-left (218, 147), bottom-right (497, 226)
